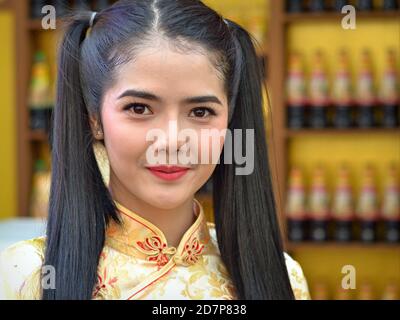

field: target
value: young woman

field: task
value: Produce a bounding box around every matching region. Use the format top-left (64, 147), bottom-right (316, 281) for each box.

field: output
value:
top-left (0, 0), bottom-right (310, 300)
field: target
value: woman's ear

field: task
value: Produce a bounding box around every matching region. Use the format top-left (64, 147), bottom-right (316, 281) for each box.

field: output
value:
top-left (89, 115), bottom-right (104, 140)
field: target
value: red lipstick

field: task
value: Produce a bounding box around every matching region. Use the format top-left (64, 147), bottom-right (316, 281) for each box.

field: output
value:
top-left (146, 165), bottom-right (190, 181)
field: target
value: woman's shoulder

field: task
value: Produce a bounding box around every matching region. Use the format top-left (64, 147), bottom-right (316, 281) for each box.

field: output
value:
top-left (0, 236), bottom-right (46, 299)
top-left (283, 252), bottom-right (311, 300)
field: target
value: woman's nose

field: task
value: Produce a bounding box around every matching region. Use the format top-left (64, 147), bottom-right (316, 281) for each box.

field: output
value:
top-left (151, 119), bottom-right (189, 156)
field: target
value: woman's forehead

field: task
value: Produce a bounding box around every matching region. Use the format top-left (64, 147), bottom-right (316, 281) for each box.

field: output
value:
top-left (108, 46), bottom-right (227, 104)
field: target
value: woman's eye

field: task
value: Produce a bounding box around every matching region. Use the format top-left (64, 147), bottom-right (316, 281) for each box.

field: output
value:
top-left (189, 107), bottom-right (216, 118)
top-left (124, 103), bottom-right (152, 115)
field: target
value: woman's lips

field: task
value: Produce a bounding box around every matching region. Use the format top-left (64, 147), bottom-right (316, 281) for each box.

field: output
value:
top-left (146, 165), bottom-right (190, 181)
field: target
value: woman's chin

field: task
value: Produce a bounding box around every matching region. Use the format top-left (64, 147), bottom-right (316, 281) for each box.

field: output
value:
top-left (143, 190), bottom-right (192, 210)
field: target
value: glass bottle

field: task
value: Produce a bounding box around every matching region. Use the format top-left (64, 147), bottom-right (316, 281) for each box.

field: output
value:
top-left (309, 165), bottom-right (330, 241)
top-left (286, 166), bottom-right (308, 241)
top-left (332, 164), bottom-right (354, 241)
top-left (332, 49), bottom-right (354, 128)
top-left (355, 49), bottom-right (376, 128)
top-left (309, 50), bottom-right (330, 128)
top-left (287, 51), bottom-right (307, 129)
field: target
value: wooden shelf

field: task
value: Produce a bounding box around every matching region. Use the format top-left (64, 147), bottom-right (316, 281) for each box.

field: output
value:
top-left (284, 10), bottom-right (400, 23)
top-left (287, 241), bottom-right (400, 251)
top-left (286, 128), bottom-right (400, 138)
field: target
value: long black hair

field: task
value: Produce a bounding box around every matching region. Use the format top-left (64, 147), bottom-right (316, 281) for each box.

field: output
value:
top-left (44, 0), bottom-right (295, 300)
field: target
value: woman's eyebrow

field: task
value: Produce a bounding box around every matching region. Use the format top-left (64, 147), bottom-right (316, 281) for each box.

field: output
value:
top-left (117, 89), bottom-right (223, 106)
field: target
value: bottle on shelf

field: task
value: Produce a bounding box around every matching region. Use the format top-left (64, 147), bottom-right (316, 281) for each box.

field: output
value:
top-left (379, 48), bottom-right (399, 128)
top-left (357, 0), bottom-right (373, 11)
top-left (286, 166), bottom-right (308, 241)
top-left (332, 164), bottom-right (355, 241)
top-left (383, 0), bottom-right (398, 10)
top-left (356, 164), bottom-right (379, 242)
top-left (355, 49), bottom-right (376, 128)
top-left (286, 51), bottom-right (307, 129)
top-left (332, 49), bottom-right (354, 128)
top-left (381, 163), bottom-right (400, 242)
top-left (309, 50), bottom-right (330, 128)
top-left (308, 165), bottom-right (330, 241)
top-left (28, 51), bottom-right (53, 132)
top-left (286, 0), bottom-right (304, 13)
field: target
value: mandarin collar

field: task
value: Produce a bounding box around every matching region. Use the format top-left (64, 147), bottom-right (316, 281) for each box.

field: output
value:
top-left (105, 198), bottom-right (211, 269)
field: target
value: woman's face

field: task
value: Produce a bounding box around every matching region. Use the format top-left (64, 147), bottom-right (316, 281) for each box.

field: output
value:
top-left (97, 42), bottom-right (229, 210)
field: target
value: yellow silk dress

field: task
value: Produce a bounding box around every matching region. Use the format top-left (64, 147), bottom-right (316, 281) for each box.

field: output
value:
top-left (0, 198), bottom-right (311, 300)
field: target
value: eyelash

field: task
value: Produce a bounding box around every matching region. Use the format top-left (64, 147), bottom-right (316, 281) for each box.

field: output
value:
top-left (123, 103), bottom-right (217, 118)
top-left (123, 103), bottom-right (152, 115)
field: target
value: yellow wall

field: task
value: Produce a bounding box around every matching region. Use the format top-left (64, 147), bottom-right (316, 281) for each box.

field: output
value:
top-left (0, 11), bottom-right (16, 219)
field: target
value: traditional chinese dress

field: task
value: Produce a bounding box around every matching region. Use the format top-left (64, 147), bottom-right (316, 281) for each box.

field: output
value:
top-left (0, 198), bottom-right (311, 300)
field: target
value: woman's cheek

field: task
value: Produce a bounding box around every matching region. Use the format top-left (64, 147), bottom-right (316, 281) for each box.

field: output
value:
top-left (103, 122), bottom-right (149, 175)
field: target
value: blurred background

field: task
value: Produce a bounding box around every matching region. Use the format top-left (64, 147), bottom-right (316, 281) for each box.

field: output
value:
top-left (0, 0), bottom-right (399, 299)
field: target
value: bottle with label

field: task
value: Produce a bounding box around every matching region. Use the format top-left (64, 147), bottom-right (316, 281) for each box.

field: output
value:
top-left (309, 165), bottom-right (330, 241)
top-left (379, 48), bottom-right (399, 128)
top-left (355, 49), bottom-right (376, 128)
top-left (332, 164), bottom-right (354, 241)
top-left (381, 163), bottom-right (400, 242)
top-left (28, 51), bottom-right (53, 132)
top-left (309, 50), bottom-right (330, 128)
top-left (356, 164), bottom-right (379, 242)
top-left (286, 51), bottom-right (307, 129)
top-left (286, 166), bottom-right (308, 241)
top-left (332, 49), bottom-right (354, 128)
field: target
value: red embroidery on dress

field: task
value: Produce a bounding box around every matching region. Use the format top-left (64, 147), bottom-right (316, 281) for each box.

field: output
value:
top-left (181, 237), bottom-right (204, 265)
top-left (136, 236), bottom-right (176, 268)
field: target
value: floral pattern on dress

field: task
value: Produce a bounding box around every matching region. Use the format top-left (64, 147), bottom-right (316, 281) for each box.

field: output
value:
top-left (135, 236), bottom-right (177, 269)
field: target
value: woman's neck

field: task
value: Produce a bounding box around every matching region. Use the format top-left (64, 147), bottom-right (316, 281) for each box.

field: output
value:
top-left (108, 178), bottom-right (196, 248)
